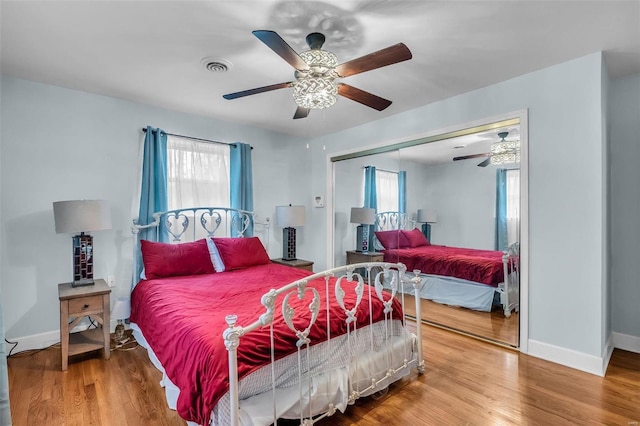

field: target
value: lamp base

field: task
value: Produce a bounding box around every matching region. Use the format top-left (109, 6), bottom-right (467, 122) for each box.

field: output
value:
top-left (355, 224), bottom-right (371, 253)
top-left (282, 227), bottom-right (297, 261)
top-left (421, 223), bottom-right (432, 242)
top-left (72, 278), bottom-right (95, 287)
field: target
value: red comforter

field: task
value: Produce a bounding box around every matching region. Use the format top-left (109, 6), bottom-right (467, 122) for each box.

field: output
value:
top-left (383, 245), bottom-right (505, 286)
top-left (130, 263), bottom-right (402, 425)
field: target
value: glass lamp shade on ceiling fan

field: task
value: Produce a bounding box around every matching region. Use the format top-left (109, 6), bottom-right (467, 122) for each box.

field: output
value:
top-left (490, 132), bottom-right (521, 165)
top-left (293, 48), bottom-right (339, 109)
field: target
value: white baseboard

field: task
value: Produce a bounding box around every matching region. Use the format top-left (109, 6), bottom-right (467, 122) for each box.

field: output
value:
top-left (7, 320), bottom-right (121, 355)
top-left (528, 339), bottom-right (606, 377)
top-left (602, 333), bottom-right (615, 375)
top-left (613, 332), bottom-right (640, 354)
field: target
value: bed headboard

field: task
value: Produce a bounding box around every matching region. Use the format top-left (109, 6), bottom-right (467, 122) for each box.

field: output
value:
top-left (375, 211), bottom-right (414, 231)
top-left (133, 206), bottom-right (254, 242)
top-left (131, 207), bottom-right (256, 286)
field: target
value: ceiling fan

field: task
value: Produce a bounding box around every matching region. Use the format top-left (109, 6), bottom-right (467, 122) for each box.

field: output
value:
top-left (453, 131), bottom-right (513, 167)
top-left (223, 30), bottom-right (413, 119)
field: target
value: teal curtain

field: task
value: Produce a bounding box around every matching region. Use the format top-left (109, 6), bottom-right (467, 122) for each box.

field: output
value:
top-left (398, 170), bottom-right (407, 213)
top-left (495, 168), bottom-right (508, 251)
top-left (0, 288), bottom-right (11, 424)
top-left (136, 126), bottom-right (169, 280)
top-left (364, 166), bottom-right (377, 211)
top-left (230, 143), bottom-right (254, 236)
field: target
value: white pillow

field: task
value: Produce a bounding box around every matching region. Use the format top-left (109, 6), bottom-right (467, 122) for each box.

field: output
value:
top-left (206, 238), bottom-right (226, 272)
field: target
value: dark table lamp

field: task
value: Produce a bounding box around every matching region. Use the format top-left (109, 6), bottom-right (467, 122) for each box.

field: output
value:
top-left (276, 205), bottom-right (305, 261)
top-left (417, 209), bottom-right (437, 241)
top-left (53, 199), bottom-right (112, 287)
top-left (350, 207), bottom-right (376, 252)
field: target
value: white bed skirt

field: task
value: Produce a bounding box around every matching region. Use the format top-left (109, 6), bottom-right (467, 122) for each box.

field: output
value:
top-left (387, 274), bottom-right (498, 312)
top-left (131, 321), bottom-right (416, 426)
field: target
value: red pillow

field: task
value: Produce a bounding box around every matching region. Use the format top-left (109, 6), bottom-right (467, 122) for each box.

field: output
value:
top-left (402, 228), bottom-right (430, 247)
top-left (140, 239), bottom-right (215, 279)
top-left (213, 237), bottom-right (270, 271)
top-left (374, 230), bottom-right (407, 250)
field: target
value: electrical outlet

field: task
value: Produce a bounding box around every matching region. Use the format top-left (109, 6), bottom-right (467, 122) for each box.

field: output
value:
top-left (107, 275), bottom-right (116, 287)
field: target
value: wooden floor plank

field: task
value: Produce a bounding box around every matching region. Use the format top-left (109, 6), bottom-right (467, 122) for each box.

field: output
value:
top-left (7, 327), bottom-right (640, 425)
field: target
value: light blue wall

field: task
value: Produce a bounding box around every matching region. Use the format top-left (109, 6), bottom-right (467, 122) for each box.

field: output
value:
top-left (0, 76), bottom-right (307, 341)
top-left (610, 73), bottom-right (640, 339)
top-left (309, 52), bottom-right (607, 358)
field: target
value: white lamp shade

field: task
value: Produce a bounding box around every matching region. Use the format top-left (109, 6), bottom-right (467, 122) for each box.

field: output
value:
top-left (111, 298), bottom-right (131, 320)
top-left (275, 205), bottom-right (305, 227)
top-left (350, 207), bottom-right (376, 225)
top-left (417, 209), bottom-right (437, 223)
top-left (53, 199), bottom-right (112, 234)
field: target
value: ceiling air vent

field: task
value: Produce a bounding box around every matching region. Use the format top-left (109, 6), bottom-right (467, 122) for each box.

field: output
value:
top-left (201, 57), bottom-right (233, 73)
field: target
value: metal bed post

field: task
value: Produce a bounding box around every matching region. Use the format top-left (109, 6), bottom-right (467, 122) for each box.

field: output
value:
top-left (223, 314), bottom-right (241, 426)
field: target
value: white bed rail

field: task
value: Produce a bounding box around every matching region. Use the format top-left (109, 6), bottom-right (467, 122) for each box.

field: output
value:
top-left (223, 262), bottom-right (425, 426)
top-left (500, 242), bottom-right (520, 317)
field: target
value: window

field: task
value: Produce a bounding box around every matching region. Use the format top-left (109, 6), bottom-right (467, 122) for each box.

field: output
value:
top-left (506, 169), bottom-right (520, 245)
top-left (166, 135), bottom-right (230, 210)
top-left (376, 170), bottom-right (399, 213)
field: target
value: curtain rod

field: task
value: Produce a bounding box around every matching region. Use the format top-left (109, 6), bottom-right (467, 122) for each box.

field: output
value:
top-left (364, 166), bottom-right (397, 174)
top-left (142, 128), bottom-right (252, 149)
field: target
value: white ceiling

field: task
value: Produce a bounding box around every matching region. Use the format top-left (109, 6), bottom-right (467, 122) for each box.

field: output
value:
top-left (1, 0), bottom-right (639, 142)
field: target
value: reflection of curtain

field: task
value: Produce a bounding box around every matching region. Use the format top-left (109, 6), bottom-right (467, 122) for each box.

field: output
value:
top-left (364, 166), bottom-right (377, 211)
top-left (495, 169), bottom-right (508, 251)
top-left (137, 126), bottom-right (169, 280)
top-left (0, 287), bottom-right (11, 424)
top-left (375, 170), bottom-right (398, 213)
top-left (230, 143), bottom-right (254, 236)
top-left (398, 171), bottom-right (406, 213)
top-left (506, 169), bottom-right (520, 246)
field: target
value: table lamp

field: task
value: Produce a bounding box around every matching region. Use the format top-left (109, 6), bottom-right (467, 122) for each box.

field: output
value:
top-left (417, 209), bottom-right (437, 241)
top-left (53, 199), bottom-right (112, 287)
top-left (276, 205), bottom-right (305, 261)
top-left (350, 207), bottom-right (376, 252)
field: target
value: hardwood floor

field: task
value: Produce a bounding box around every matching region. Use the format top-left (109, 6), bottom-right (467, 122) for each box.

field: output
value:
top-left (8, 327), bottom-right (640, 425)
top-left (402, 294), bottom-right (519, 347)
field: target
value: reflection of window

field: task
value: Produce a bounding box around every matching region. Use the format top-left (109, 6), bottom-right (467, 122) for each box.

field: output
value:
top-left (376, 170), bottom-right (399, 213)
top-left (506, 169), bottom-right (520, 244)
top-left (167, 136), bottom-right (230, 209)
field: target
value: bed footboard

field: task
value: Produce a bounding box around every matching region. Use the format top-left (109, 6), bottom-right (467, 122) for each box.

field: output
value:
top-left (500, 242), bottom-right (520, 317)
top-left (223, 262), bottom-right (424, 426)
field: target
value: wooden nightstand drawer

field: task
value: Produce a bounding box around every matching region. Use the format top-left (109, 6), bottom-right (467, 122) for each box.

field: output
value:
top-left (68, 295), bottom-right (103, 315)
top-left (271, 258), bottom-right (314, 272)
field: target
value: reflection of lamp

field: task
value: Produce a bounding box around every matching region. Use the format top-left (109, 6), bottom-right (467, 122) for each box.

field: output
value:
top-left (293, 33), bottom-right (339, 110)
top-left (276, 205), bottom-right (305, 261)
top-left (111, 298), bottom-right (131, 345)
top-left (417, 209), bottom-right (437, 241)
top-left (53, 200), bottom-right (112, 287)
top-left (350, 207), bottom-right (376, 253)
top-left (490, 131), bottom-right (520, 165)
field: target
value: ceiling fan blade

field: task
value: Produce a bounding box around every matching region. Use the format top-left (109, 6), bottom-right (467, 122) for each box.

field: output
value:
top-left (223, 82), bottom-right (293, 100)
top-left (453, 153), bottom-right (490, 161)
top-left (293, 106), bottom-right (310, 119)
top-left (252, 30), bottom-right (309, 71)
top-left (337, 83), bottom-right (392, 111)
top-left (335, 43), bottom-right (412, 78)
top-left (477, 158), bottom-right (492, 167)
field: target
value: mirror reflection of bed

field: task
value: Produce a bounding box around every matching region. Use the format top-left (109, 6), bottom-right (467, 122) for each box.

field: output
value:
top-left (332, 118), bottom-right (521, 348)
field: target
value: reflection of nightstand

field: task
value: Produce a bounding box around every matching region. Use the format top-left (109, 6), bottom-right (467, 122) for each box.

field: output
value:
top-left (346, 250), bottom-right (384, 264)
top-left (58, 278), bottom-right (111, 371)
top-left (271, 258), bottom-right (314, 272)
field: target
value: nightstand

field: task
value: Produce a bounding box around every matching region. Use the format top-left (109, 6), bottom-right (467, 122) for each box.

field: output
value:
top-left (271, 258), bottom-right (314, 272)
top-left (346, 250), bottom-right (384, 264)
top-left (58, 278), bottom-right (111, 370)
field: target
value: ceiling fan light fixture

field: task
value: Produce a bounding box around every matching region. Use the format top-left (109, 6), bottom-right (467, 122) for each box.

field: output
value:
top-left (293, 76), bottom-right (337, 109)
top-left (490, 132), bottom-right (520, 165)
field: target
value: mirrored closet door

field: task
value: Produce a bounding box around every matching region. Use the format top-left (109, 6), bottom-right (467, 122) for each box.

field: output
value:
top-left (332, 119), bottom-right (522, 348)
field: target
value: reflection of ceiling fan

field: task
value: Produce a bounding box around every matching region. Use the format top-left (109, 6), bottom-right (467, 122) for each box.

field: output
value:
top-left (223, 30), bottom-right (412, 119)
top-left (453, 131), bottom-right (513, 167)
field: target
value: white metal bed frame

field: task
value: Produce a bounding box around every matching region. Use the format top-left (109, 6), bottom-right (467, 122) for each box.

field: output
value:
top-left (132, 207), bottom-right (425, 425)
top-left (374, 211), bottom-right (520, 317)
